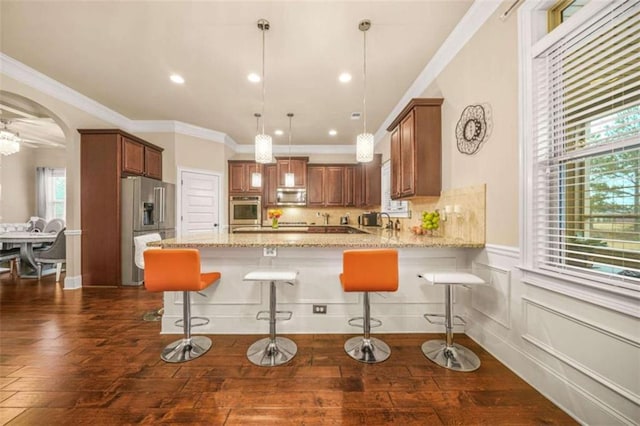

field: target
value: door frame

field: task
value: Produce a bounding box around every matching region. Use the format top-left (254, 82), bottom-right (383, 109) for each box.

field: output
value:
top-left (176, 166), bottom-right (224, 237)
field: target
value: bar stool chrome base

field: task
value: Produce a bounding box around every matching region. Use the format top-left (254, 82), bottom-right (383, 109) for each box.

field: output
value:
top-left (421, 340), bottom-right (480, 372)
top-left (345, 336), bottom-right (391, 363)
top-left (247, 336), bottom-right (297, 366)
top-left (161, 336), bottom-right (212, 363)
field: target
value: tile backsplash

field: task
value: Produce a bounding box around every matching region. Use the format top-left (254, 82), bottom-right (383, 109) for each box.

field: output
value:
top-left (262, 184), bottom-right (485, 244)
top-left (403, 184), bottom-right (486, 244)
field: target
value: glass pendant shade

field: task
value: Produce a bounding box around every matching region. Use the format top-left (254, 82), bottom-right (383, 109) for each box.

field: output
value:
top-left (251, 172), bottom-right (262, 187)
top-left (254, 133), bottom-right (272, 164)
top-left (0, 129), bottom-right (20, 156)
top-left (356, 132), bottom-right (374, 163)
top-left (284, 172), bottom-right (295, 187)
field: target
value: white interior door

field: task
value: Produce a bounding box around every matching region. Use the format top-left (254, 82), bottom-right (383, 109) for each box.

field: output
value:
top-left (179, 169), bottom-right (221, 236)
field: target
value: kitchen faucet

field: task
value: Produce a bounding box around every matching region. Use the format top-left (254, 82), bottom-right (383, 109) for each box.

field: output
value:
top-left (322, 213), bottom-right (330, 225)
top-left (378, 212), bottom-right (392, 229)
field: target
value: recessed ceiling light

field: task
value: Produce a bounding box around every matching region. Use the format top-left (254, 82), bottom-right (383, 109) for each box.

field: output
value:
top-left (274, 129), bottom-right (284, 136)
top-left (329, 129), bottom-right (338, 136)
top-left (248, 73), bottom-right (261, 83)
top-left (170, 74), bottom-right (185, 84)
top-left (339, 72), bottom-right (352, 83)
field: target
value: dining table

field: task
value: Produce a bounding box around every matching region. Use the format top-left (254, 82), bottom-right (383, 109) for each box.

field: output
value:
top-left (0, 231), bottom-right (57, 278)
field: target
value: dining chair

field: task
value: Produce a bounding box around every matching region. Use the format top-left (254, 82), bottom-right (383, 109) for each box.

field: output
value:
top-left (34, 228), bottom-right (66, 281)
top-left (0, 247), bottom-right (21, 278)
top-left (32, 218), bottom-right (47, 232)
top-left (43, 218), bottom-right (65, 234)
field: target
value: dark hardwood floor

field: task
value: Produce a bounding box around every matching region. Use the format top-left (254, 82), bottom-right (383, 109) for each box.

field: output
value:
top-left (0, 273), bottom-right (577, 425)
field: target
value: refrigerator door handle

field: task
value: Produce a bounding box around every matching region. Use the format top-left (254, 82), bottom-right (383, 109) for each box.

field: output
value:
top-left (159, 187), bottom-right (166, 223)
top-left (153, 187), bottom-right (162, 224)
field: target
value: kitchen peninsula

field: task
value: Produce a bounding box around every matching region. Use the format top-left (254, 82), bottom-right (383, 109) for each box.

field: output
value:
top-left (154, 226), bottom-right (483, 335)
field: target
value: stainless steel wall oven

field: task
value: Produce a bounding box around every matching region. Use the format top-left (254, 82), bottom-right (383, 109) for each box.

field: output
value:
top-left (229, 195), bottom-right (262, 226)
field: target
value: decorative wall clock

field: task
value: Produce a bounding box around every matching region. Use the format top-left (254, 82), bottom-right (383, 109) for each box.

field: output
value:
top-left (455, 104), bottom-right (492, 155)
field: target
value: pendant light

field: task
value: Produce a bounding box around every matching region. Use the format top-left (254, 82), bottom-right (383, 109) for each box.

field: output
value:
top-left (0, 119), bottom-right (21, 156)
top-left (356, 19), bottom-right (374, 163)
top-left (255, 18), bottom-right (272, 164)
top-left (251, 113), bottom-right (263, 187)
top-left (284, 113), bottom-right (295, 187)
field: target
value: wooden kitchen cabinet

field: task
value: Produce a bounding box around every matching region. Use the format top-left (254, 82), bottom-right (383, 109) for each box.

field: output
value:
top-left (307, 165), bottom-right (354, 207)
top-left (343, 165), bottom-right (356, 207)
top-left (307, 165), bottom-right (326, 207)
top-left (228, 161), bottom-right (262, 194)
top-left (387, 98), bottom-right (442, 199)
top-left (144, 146), bottom-right (163, 180)
top-left (263, 164), bottom-right (278, 206)
top-left (324, 166), bottom-right (345, 206)
top-left (390, 127), bottom-right (402, 199)
top-left (121, 136), bottom-right (163, 180)
top-left (78, 129), bottom-right (164, 286)
top-left (356, 153), bottom-right (382, 207)
top-left (276, 157), bottom-right (308, 188)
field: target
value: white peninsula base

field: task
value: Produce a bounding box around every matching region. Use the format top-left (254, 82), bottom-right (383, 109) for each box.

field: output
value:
top-left (159, 246), bottom-right (481, 335)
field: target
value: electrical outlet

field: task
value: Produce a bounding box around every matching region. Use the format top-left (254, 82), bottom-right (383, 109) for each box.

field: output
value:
top-left (263, 247), bottom-right (277, 257)
top-left (312, 304), bottom-right (327, 314)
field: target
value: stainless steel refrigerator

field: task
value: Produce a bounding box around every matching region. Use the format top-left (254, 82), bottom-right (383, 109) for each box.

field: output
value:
top-left (121, 176), bottom-right (176, 285)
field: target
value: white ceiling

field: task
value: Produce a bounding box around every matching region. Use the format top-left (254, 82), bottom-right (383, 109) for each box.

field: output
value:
top-left (0, 1), bottom-right (474, 150)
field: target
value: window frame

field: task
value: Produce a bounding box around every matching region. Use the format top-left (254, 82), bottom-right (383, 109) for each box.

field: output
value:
top-left (519, 0), bottom-right (640, 317)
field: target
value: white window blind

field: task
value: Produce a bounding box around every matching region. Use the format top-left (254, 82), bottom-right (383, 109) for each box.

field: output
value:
top-left (532, 0), bottom-right (640, 290)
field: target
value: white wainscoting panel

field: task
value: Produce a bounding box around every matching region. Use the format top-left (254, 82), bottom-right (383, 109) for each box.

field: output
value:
top-left (160, 246), bottom-right (470, 334)
top-left (471, 261), bottom-right (511, 329)
top-left (466, 245), bottom-right (640, 425)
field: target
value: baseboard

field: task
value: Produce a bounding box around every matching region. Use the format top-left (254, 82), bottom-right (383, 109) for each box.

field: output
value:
top-left (63, 274), bottom-right (82, 290)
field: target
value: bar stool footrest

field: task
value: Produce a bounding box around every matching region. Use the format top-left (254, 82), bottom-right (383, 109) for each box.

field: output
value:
top-left (256, 310), bottom-right (293, 321)
top-left (423, 313), bottom-right (466, 326)
top-left (175, 316), bottom-right (210, 329)
top-left (348, 316), bottom-right (382, 329)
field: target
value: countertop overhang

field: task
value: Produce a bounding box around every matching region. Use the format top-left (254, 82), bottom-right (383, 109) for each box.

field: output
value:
top-left (155, 226), bottom-right (484, 249)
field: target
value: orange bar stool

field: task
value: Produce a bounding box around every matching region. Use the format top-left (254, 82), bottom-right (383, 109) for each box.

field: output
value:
top-left (418, 272), bottom-right (484, 372)
top-left (340, 249), bottom-right (398, 363)
top-left (143, 249), bottom-right (221, 363)
top-left (243, 270), bottom-right (298, 366)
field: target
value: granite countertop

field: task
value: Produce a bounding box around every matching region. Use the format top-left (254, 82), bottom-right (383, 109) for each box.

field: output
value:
top-left (156, 225), bottom-right (484, 248)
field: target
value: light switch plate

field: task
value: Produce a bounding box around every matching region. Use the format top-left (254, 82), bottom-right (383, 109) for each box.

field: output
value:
top-left (263, 247), bottom-right (277, 257)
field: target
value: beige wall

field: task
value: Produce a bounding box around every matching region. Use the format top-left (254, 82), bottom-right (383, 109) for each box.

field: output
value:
top-left (1, 146), bottom-right (36, 222)
top-left (0, 146), bottom-right (68, 222)
top-left (422, 7), bottom-right (519, 246)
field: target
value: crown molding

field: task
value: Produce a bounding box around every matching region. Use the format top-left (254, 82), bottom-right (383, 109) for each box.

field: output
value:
top-left (374, 0), bottom-right (503, 143)
top-left (1, 52), bottom-right (131, 129)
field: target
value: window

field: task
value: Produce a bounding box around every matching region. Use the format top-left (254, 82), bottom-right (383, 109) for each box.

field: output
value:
top-left (380, 161), bottom-right (410, 217)
top-left (36, 167), bottom-right (66, 221)
top-left (548, 0), bottom-right (589, 31)
top-left (530, 1), bottom-right (640, 292)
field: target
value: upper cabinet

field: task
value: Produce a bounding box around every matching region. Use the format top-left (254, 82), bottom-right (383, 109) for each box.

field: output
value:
top-left (80, 129), bottom-right (164, 181)
top-left (263, 164), bottom-right (278, 206)
top-left (228, 161), bottom-right (263, 194)
top-left (387, 98), bottom-right (442, 199)
top-left (307, 165), bottom-right (347, 207)
top-left (356, 153), bottom-right (382, 207)
top-left (276, 157), bottom-right (308, 188)
top-left (144, 146), bottom-right (163, 180)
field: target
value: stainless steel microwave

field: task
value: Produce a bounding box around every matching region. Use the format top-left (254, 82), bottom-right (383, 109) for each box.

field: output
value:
top-left (229, 195), bottom-right (261, 225)
top-left (276, 188), bottom-right (306, 206)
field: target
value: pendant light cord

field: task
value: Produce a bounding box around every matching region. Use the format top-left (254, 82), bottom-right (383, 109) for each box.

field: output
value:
top-left (288, 115), bottom-right (292, 173)
top-left (261, 26), bottom-right (266, 135)
top-left (362, 28), bottom-right (367, 134)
